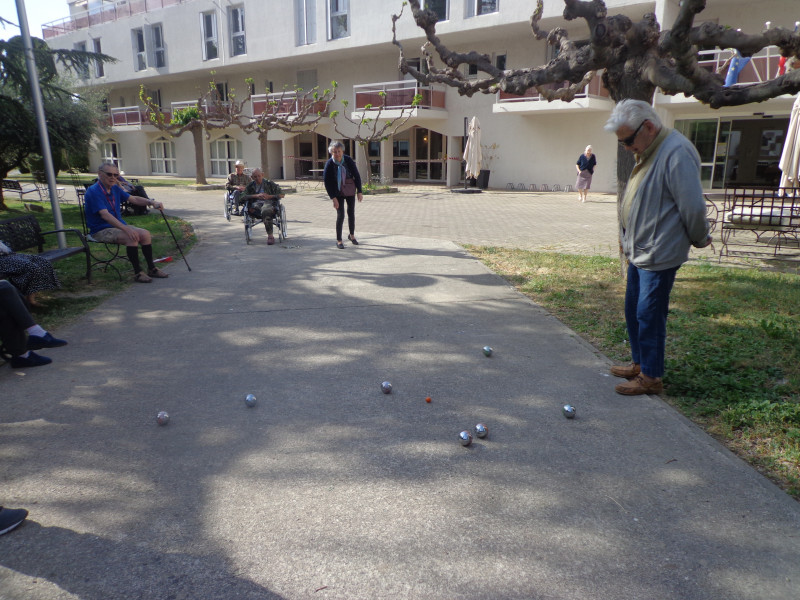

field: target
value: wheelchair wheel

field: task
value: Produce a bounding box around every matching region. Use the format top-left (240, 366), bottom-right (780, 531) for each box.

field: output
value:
top-left (223, 194), bottom-right (231, 221)
top-left (280, 204), bottom-right (288, 240)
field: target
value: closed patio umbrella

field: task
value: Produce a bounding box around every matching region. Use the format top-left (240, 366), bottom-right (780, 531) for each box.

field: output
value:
top-left (779, 95), bottom-right (800, 190)
top-left (463, 116), bottom-right (482, 185)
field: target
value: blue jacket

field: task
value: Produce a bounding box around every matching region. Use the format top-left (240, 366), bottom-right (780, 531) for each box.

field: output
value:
top-left (323, 154), bottom-right (362, 199)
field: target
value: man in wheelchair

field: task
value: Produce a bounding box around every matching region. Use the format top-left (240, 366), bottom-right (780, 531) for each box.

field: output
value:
top-left (242, 168), bottom-right (284, 245)
top-left (226, 160), bottom-right (249, 216)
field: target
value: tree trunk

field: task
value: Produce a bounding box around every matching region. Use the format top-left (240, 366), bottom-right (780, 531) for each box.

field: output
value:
top-left (603, 66), bottom-right (657, 277)
top-left (0, 189), bottom-right (7, 211)
top-left (191, 125), bottom-right (207, 185)
top-left (259, 132), bottom-right (269, 179)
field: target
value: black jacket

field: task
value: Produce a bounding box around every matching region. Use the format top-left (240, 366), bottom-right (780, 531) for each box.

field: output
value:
top-left (323, 154), bottom-right (363, 199)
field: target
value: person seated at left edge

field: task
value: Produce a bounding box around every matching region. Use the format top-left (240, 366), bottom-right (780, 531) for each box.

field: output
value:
top-left (84, 162), bottom-right (168, 283)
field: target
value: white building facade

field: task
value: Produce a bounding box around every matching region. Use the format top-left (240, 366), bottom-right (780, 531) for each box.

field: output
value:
top-left (44, 0), bottom-right (798, 192)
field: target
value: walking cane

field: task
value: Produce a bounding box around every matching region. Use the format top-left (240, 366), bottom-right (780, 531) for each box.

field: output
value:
top-left (158, 206), bottom-right (191, 271)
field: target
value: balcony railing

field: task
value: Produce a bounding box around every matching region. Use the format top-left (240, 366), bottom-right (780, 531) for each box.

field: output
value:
top-left (353, 81), bottom-right (446, 111)
top-left (42, 0), bottom-right (190, 40)
top-left (696, 46), bottom-right (782, 85)
top-left (496, 74), bottom-right (610, 103)
top-left (251, 92), bottom-right (330, 117)
top-left (109, 106), bottom-right (148, 127)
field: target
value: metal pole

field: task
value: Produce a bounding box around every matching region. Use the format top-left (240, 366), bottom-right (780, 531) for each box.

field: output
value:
top-left (14, 0), bottom-right (66, 248)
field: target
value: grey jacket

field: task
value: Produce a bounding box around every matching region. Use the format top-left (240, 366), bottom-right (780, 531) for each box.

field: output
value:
top-left (621, 130), bottom-right (710, 271)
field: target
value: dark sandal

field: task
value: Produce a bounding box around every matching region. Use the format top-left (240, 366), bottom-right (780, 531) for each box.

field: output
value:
top-left (348, 235), bottom-right (359, 245)
top-left (337, 241), bottom-right (345, 249)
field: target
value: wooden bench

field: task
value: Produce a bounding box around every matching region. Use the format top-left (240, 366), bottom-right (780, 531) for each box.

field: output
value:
top-left (1, 180), bottom-right (43, 202)
top-left (0, 214), bottom-right (92, 283)
top-left (719, 186), bottom-right (800, 259)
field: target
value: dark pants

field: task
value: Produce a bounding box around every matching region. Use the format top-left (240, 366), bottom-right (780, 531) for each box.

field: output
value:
top-left (624, 262), bottom-right (679, 378)
top-left (0, 281), bottom-right (35, 356)
top-left (252, 200), bottom-right (278, 234)
top-left (335, 195), bottom-right (356, 241)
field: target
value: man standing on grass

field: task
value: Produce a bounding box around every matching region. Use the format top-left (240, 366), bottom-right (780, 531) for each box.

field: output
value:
top-left (84, 163), bottom-right (168, 283)
top-left (604, 100), bottom-right (712, 396)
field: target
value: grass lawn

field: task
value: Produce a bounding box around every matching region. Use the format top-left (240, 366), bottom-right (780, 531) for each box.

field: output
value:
top-left (1, 198), bottom-right (196, 332)
top-left (466, 246), bottom-right (800, 500)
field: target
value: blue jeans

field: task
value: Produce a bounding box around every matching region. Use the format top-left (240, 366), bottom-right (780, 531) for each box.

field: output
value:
top-left (624, 263), bottom-right (679, 378)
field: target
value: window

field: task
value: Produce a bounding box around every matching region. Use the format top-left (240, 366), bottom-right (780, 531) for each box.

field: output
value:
top-left (74, 41), bottom-right (89, 79)
top-left (210, 135), bottom-right (243, 176)
top-left (328, 0), bottom-right (349, 40)
top-left (202, 11), bottom-right (218, 60)
top-left (144, 88), bottom-right (163, 109)
top-left (495, 53), bottom-right (506, 70)
top-left (296, 0), bottom-right (317, 46)
top-left (466, 0), bottom-right (498, 17)
top-left (213, 82), bottom-right (229, 103)
top-left (150, 138), bottom-right (177, 174)
top-left (151, 24), bottom-right (166, 68)
top-left (424, 0), bottom-right (448, 21)
top-left (101, 140), bottom-right (121, 168)
top-left (132, 28), bottom-right (146, 71)
top-left (296, 69), bottom-right (318, 92)
top-left (229, 6), bottom-right (246, 56)
top-left (92, 39), bottom-right (104, 77)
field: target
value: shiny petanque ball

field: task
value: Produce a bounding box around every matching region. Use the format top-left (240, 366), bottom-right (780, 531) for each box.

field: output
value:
top-left (381, 381), bottom-right (392, 394)
top-left (562, 404), bottom-right (577, 419)
top-left (245, 394), bottom-right (257, 407)
top-left (482, 346), bottom-right (493, 357)
top-left (459, 430), bottom-right (473, 446)
top-left (156, 411), bottom-right (169, 426)
top-left (474, 423), bottom-right (489, 439)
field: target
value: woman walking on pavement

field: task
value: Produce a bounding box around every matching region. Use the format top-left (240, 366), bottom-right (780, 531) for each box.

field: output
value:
top-left (324, 141), bottom-right (363, 249)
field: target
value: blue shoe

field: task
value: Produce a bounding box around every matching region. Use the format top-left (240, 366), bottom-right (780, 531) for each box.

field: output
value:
top-left (27, 332), bottom-right (68, 350)
top-left (10, 351), bottom-right (53, 368)
top-left (0, 507), bottom-right (28, 535)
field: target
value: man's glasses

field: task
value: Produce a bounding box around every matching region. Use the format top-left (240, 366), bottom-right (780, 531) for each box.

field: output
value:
top-left (619, 121), bottom-right (646, 147)
top-left (101, 171), bottom-right (120, 178)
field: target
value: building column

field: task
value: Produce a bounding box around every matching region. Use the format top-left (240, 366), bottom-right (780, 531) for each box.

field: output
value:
top-left (282, 139), bottom-right (295, 180)
top-left (380, 138), bottom-right (392, 184)
top-left (446, 135), bottom-right (462, 188)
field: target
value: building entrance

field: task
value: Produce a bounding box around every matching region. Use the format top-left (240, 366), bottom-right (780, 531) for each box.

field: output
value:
top-left (676, 117), bottom-right (789, 189)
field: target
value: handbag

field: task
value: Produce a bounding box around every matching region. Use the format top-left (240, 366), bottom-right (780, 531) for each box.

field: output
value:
top-left (340, 176), bottom-right (357, 197)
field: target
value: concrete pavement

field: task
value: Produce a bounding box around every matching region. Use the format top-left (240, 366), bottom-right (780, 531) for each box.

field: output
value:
top-left (0, 185), bottom-right (796, 600)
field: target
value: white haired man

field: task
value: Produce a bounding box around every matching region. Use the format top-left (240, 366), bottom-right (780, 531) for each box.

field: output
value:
top-left (605, 100), bottom-right (712, 396)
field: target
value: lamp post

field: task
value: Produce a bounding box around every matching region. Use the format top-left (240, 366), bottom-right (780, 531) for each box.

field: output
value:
top-left (14, 0), bottom-right (67, 248)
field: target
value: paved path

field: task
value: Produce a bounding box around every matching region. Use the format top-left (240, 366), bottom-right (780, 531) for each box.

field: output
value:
top-left (0, 185), bottom-right (795, 600)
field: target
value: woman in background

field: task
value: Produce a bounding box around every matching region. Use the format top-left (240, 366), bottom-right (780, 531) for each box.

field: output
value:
top-left (575, 145), bottom-right (597, 203)
top-left (323, 141), bottom-right (363, 249)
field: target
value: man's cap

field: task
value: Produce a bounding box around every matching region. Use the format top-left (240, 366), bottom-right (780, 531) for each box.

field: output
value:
top-left (235, 160), bottom-right (244, 166)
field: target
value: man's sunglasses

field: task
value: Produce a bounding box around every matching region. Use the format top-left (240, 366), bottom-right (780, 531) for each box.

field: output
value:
top-left (619, 121), bottom-right (646, 147)
top-left (101, 171), bottom-right (120, 178)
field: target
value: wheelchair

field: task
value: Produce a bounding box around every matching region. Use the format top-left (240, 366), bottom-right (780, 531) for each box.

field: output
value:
top-left (242, 197), bottom-right (288, 245)
top-left (223, 189), bottom-right (241, 221)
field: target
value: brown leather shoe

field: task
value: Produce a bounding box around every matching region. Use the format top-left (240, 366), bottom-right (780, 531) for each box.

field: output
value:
top-left (615, 374), bottom-right (663, 396)
top-left (610, 363), bottom-right (641, 379)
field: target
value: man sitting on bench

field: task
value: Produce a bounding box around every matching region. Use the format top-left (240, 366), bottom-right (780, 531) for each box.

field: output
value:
top-left (83, 163), bottom-right (167, 283)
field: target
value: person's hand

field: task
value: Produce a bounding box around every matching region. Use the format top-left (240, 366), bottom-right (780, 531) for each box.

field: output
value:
top-left (122, 225), bottom-right (141, 244)
top-left (697, 235), bottom-right (713, 248)
top-left (332, 198), bottom-right (340, 210)
top-left (357, 192), bottom-right (363, 202)
top-left (151, 200), bottom-right (164, 210)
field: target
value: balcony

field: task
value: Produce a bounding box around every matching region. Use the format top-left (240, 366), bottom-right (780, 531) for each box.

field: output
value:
top-left (493, 74), bottom-right (612, 115)
top-left (351, 80), bottom-right (447, 120)
top-left (43, 0), bottom-right (190, 40)
top-left (251, 92), bottom-right (330, 119)
top-left (109, 106), bottom-right (151, 129)
top-left (655, 46), bottom-right (795, 109)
